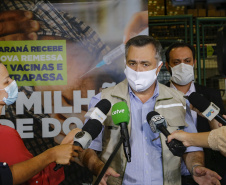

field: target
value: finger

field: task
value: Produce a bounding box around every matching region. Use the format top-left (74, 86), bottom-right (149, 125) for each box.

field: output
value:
top-left (73, 145), bottom-right (83, 152)
top-left (72, 150), bottom-right (79, 158)
top-left (0, 10), bottom-right (33, 21)
top-left (211, 177), bottom-right (221, 185)
top-left (210, 171), bottom-right (222, 180)
top-left (108, 168), bottom-right (120, 177)
top-left (167, 135), bottom-right (173, 142)
top-left (0, 32), bottom-right (38, 41)
top-left (100, 179), bottom-right (107, 185)
top-left (0, 20), bottom-right (39, 36)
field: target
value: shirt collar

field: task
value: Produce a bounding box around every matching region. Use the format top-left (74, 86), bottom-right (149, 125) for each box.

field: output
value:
top-left (170, 81), bottom-right (195, 96)
top-left (128, 81), bottom-right (159, 101)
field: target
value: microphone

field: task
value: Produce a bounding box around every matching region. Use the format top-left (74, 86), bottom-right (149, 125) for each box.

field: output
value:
top-left (146, 111), bottom-right (186, 157)
top-left (111, 101), bottom-right (131, 162)
top-left (188, 92), bottom-right (226, 125)
top-left (54, 99), bottom-right (111, 171)
top-left (84, 99), bottom-right (111, 124)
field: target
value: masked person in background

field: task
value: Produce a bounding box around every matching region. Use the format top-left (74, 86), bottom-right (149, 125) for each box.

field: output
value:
top-left (165, 42), bottom-right (226, 185)
top-left (0, 61), bottom-right (83, 185)
top-left (77, 35), bottom-right (222, 185)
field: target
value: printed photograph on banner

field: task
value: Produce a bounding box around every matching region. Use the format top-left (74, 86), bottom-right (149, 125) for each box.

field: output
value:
top-left (0, 0), bottom-right (148, 184)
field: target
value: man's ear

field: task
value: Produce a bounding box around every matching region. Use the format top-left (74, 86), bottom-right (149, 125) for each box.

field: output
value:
top-left (165, 62), bottom-right (170, 72)
top-left (194, 59), bottom-right (197, 66)
top-left (157, 62), bottom-right (163, 74)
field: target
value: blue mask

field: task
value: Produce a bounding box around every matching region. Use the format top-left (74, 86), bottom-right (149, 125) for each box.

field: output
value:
top-left (1, 80), bottom-right (18, 105)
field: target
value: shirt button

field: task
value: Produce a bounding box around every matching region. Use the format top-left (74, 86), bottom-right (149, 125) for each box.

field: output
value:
top-left (146, 153), bottom-right (148, 155)
top-left (145, 137), bottom-right (147, 139)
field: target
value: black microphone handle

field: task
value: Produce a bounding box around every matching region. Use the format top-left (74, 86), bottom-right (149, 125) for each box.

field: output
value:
top-left (120, 122), bottom-right (131, 162)
top-left (215, 115), bottom-right (226, 126)
top-left (157, 125), bottom-right (171, 137)
top-left (54, 142), bottom-right (82, 171)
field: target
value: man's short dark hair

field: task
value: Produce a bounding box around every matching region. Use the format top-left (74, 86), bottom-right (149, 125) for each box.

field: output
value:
top-left (165, 42), bottom-right (196, 63)
top-left (125, 35), bottom-right (162, 62)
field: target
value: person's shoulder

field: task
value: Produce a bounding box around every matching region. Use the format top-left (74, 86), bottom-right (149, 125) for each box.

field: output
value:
top-left (0, 125), bottom-right (19, 136)
top-left (102, 80), bottom-right (126, 93)
top-left (194, 83), bottom-right (220, 94)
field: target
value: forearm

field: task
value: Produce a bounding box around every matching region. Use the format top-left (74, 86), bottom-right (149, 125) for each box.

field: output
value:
top-left (183, 151), bottom-right (204, 174)
top-left (10, 147), bottom-right (56, 185)
top-left (79, 148), bottom-right (104, 176)
top-left (187, 132), bottom-right (210, 148)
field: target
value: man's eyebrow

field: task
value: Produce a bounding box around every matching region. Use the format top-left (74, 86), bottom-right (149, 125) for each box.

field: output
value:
top-left (127, 60), bottom-right (136, 62)
top-left (127, 60), bottom-right (150, 63)
top-left (173, 57), bottom-right (191, 61)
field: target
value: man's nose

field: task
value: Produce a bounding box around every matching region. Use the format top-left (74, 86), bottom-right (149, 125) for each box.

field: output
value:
top-left (136, 64), bottom-right (143, 72)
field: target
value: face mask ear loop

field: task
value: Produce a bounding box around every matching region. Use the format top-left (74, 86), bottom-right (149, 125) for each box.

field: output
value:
top-left (156, 61), bottom-right (163, 76)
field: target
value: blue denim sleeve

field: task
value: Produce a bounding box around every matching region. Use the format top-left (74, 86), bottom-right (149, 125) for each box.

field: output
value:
top-left (184, 103), bottom-right (203, 153)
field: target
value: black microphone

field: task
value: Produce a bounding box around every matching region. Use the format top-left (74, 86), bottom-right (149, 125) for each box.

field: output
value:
top-left (84, 99), bottom-right (112, 123)
top-left (54, 99), bottom-right (111, 171)
top-left (188, 92), bottom-right (226, 125)
top-left (146, 111), bottom-right (186, 157)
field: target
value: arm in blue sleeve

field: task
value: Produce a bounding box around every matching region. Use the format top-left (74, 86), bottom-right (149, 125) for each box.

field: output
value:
top-left (184, 103), bottom-right (203, 152)
top-left (181, 104), bottom-right (203, 176)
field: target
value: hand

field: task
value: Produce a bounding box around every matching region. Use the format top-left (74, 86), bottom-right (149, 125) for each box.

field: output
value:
top-left (61, 128), bottom-right (82, 144)
top-left (123, 11), bottom-right (148, 44)
top-left (51, 144), bottom-right (83, 165)
top-left (98, 167), bottom-right (120, 185)
top-left (193, 166), bottom-right (222, 185)
top-left (167, 130), bottom-right (192, 147)
top-left (190, 104), bottom-right (203, 117)
top-left (0, 10), bottom-right (39, 40)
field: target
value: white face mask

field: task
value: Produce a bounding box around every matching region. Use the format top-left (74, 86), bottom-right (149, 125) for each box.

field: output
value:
top-left (124, 61), bottom-right (162, 92)
top-left (170, 63), bottom-right (194, 85)
top-left (0, 80), bottom-right (18, 105)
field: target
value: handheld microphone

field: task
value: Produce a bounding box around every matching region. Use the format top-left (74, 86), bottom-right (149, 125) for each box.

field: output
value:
top-left (111, 101), bottom-right (131, 162)
top-left (54, 99), bottom-right (111, 171)
top-left (188, 92), bottom-right (226, 125)
top-left (84, 99), bottom-right (111, 124)
top-left (146, 111), bottom-right (186, 157)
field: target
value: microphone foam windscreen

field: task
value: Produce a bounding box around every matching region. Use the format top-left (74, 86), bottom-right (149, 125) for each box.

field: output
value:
top-left (111, 101), bottom-right (130, 125)
top-left (146, 111), bottom-right (159, 123)
top-left (82, 119), bottom-right (102, 140)
top-left (95, 99), bottom-right (111, 115)
top-left (188, 92), bottom-right (210, 112)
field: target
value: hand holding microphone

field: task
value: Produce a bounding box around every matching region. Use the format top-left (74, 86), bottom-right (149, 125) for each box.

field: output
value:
top-left (54, 99), bottom-right (111, 171)
top-left (187, 92), bottom-right (226, 126)
top-left (146, 111), bottom-right (186, 157)
top-left (111, 101), bottom-right (131, 162)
